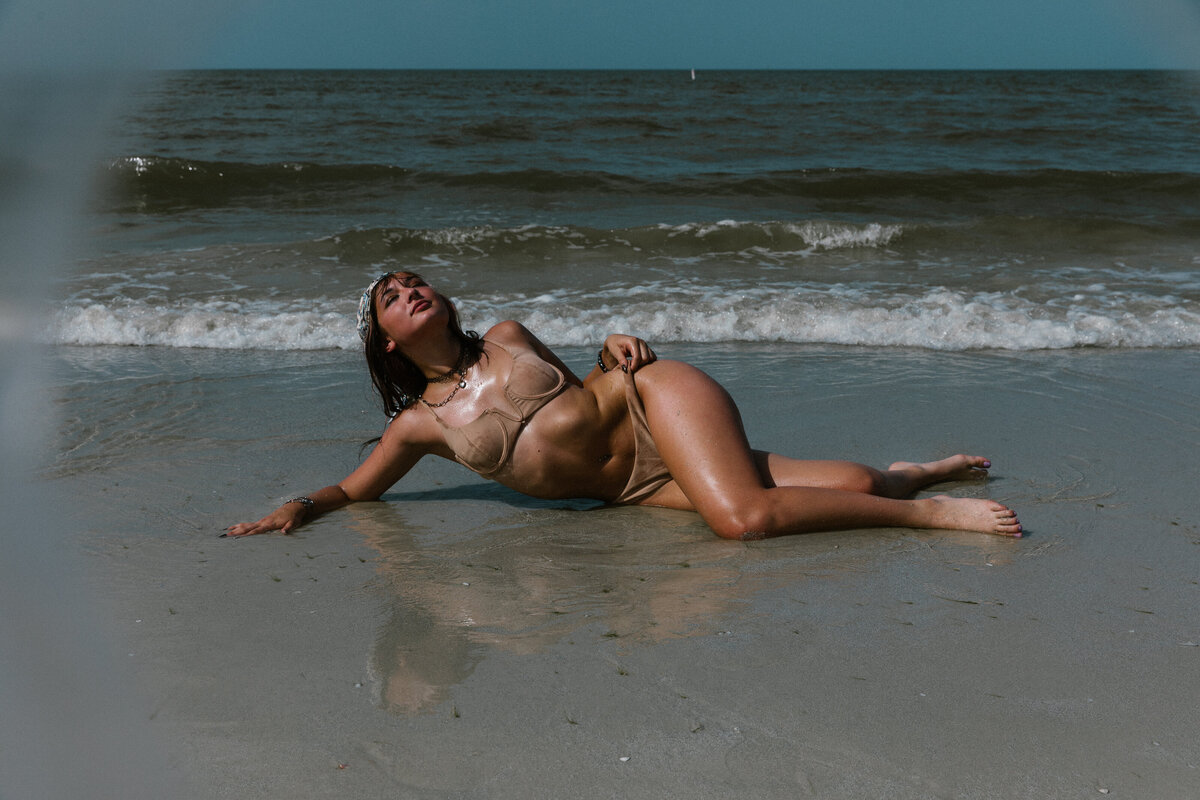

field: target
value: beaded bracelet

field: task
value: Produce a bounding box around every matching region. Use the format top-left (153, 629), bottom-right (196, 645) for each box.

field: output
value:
top-left (596, 349), bottom-right (609, 372)
top-left (287, 496), bottom-right (315, 510)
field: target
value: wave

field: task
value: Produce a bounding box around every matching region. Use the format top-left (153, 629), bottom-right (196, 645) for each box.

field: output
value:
top-left (323, 219), bottom-right (905, 261)
top-left (101, 156), bottom-right (416, 210)
top-left (305, 215), bottom-right (1200, 266)
top-left (101, 156), bottom-right (1200, 219)
top-left (46, 286), bottom-right (1200, 352)
top-left (49, 302), bottom-right (352, 350)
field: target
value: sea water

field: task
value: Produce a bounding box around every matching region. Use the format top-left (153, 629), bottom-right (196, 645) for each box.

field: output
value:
top-left (54, 69), bottom-right (1200, 352)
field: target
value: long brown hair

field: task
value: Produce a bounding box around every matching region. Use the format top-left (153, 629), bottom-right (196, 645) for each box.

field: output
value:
top-left (361, 272), bottom-right (485, 417)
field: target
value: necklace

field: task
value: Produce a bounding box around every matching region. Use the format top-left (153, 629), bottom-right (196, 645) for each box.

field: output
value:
top-left (421, 347), bottom-right (469, 408)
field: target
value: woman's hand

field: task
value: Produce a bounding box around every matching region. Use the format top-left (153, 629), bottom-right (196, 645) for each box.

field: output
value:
top-left (224, 504), bottom-right (307, 537)
top-left (603, 334), bottom-right (656, 373)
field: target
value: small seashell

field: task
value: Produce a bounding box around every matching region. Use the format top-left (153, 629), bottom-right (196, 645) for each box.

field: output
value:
top-left (619, 756), bottom-right (630, 762)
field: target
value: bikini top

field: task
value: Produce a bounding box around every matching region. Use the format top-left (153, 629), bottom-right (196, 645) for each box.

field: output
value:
top-left (422, 340), bottom-right (568, 476)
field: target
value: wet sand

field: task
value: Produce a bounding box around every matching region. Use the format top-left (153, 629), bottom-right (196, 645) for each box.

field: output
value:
top-left (34, 344), bottom-right (1200, 798)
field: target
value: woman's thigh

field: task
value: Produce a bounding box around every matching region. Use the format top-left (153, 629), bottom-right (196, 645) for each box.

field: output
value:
top-left (631, 360), bottom-right (768, 517)
top-left (629, 361), bottom-right (883, 513)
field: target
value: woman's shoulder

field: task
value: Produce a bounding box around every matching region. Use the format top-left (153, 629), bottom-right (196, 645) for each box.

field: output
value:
top-left (483, 319), bottom-right (534, 346)
top-left (378, 402), bottom-right (442, 450)
top-left (482, 319), bottom-right (580, 385)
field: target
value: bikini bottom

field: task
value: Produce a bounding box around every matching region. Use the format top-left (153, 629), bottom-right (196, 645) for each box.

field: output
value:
top-left (611, 369), bottom-right (673, 505)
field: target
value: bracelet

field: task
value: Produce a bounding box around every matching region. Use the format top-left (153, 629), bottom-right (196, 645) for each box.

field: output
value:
top-left (596, 349), bottom-right (609, 373)
top-left (287, 496), bottom-right (315, 510)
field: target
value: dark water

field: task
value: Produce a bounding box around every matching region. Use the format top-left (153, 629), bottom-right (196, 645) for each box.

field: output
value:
top-left (55, 70), bottom-right (1200, 350)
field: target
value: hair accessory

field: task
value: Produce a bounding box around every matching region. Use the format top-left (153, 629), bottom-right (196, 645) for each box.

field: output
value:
top-left (356, 272), bottom-right (394, 343)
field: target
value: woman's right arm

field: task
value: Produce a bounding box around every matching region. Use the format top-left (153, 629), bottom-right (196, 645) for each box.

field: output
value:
top-left (223, 411), bottom-right (431, 537)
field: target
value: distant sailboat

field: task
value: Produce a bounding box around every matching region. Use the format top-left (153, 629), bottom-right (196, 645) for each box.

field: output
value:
top-left (690, 69), bottom-right (696, 81)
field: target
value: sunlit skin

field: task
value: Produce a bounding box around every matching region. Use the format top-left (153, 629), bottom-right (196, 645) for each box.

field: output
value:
top-left (227, 273), bottom-right (1021, 540)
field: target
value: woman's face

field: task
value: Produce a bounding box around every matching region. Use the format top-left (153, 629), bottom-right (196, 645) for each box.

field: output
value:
top-left (373, 272), bottom-right (449, 352)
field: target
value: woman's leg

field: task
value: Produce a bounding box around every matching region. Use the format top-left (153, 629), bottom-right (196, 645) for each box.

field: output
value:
top-left (751, 451), bottom-right (994, 498)
top-left (632, 361), bottom-right (1021, 540)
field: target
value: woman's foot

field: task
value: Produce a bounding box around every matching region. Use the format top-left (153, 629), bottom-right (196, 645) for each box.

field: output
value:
top-left (919, 495), bottom-right (1023, 537)
top-left (884, 454), bottom-right (991, 495)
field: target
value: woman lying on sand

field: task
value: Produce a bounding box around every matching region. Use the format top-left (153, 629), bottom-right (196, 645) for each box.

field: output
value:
top-left (226, 271), bottom-right (1021, 540)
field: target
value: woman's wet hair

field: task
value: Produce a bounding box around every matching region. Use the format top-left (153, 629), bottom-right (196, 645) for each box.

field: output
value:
top-left (361, 272), bottom-right (485, 418)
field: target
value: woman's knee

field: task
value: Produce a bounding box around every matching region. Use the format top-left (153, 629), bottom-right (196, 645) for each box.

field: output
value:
top-left (846, 464), bottom-right (887, 495)
top-left (703, 502), bottom-right (776, 541)
top-left (801, 461), bottom-right (886, 495)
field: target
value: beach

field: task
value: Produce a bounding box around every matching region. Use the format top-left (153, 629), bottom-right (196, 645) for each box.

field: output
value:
top-left (8, 68), bottom-right (1200, 797)
top-left (42, 342), bottom-right (1200, 798)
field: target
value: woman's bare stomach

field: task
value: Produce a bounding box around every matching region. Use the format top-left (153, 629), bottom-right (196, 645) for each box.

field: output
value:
top-left (483, 370), bottom-right (640, 501)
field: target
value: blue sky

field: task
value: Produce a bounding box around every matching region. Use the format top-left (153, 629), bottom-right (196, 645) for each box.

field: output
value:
top-left (3, 0), bottom-right (1200, 70)
top-left (199, 0), bottom-right (1200, 70)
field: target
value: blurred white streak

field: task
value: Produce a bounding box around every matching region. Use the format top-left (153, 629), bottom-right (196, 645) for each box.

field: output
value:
top-left (0, 2), bottom-right (247, 798)
top-left (0, 72), bottom-right (179, 800)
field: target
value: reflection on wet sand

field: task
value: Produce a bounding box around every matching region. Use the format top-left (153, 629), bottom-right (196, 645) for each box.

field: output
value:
top-left (341, 478), bottom-right (1025, 714)
top-left (343, 496), bottom-right (783, 714)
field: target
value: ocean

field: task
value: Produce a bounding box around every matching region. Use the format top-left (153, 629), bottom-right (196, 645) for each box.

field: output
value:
top-left (57, 69), bottom-right (1200, 351)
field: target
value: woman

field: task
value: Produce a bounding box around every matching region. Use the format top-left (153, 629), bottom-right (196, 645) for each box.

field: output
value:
top-left (226, 271), bottom-right (1022, 540)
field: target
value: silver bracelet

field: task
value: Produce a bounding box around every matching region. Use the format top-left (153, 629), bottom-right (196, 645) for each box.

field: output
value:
top-left (287, 496), bottom-right (315, 510)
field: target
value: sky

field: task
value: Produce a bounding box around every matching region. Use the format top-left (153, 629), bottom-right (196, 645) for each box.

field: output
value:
top-left (3, 0), bottom-right (1200, 71)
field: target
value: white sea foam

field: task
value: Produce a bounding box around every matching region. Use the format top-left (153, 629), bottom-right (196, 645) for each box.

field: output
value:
top-left (786, 221), bottom-right (903, 249)
top-left (50, 303), bottom-right (353, 350)
top-left (508, 289), bottom-right (1200, 350)
top-left (44, 287), bottom-right (1200, 352)
top-left (656, 219), bottom-right (902, 250)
